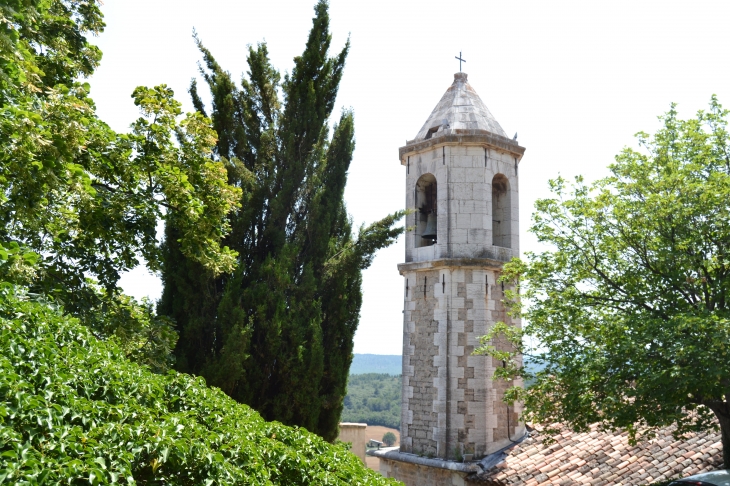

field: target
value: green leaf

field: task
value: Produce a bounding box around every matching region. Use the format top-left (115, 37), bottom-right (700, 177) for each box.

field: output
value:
top-left (476, 96), bottom-right (730, 467)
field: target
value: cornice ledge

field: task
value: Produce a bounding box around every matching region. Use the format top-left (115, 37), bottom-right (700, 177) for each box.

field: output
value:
top-left (399, 130), bottom-right (525, 163)
top-left (367, 448), bottom-right (481, 473)
top-left (398, 257), bottom-right (508, 274)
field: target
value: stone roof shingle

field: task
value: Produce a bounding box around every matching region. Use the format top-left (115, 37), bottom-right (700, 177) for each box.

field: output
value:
top-left (414, 72), bottom-right (508, 141)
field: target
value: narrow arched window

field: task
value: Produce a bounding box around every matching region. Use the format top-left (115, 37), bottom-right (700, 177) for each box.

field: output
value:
top-left (492, 174), bottom-right (511, 248)
top-left (415, 174), bottom-right (437, 248)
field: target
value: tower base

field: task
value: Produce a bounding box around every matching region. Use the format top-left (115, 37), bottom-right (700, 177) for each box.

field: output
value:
top-left (368, 432), bottom-right (528, 486)
top-left (369, 448), bottom-right (477, 486)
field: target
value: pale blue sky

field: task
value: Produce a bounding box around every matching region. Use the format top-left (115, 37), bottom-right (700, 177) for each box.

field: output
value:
top-left (90, 0), bottom-right (730, 355)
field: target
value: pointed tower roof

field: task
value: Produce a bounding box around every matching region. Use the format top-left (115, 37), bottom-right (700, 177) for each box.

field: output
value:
top-left (413, 72), bottom-right (508, 141)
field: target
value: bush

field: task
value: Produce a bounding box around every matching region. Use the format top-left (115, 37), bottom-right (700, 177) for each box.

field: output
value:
top-left (0, 291), bottom-right (401, 485)
top-left (382, 432), bottom-right (396, 447)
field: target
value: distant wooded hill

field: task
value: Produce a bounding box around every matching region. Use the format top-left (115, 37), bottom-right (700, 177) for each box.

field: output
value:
top-left (341, 373), bottom-right (401, 429)
top-left (342, 355), bottom-right (401, 428)
top-left (349, 354), bottom-right (402, 375)
top-left (342, 354), bottom-right (544, 430)
top-left (350, 354), bottom-right (544, 376)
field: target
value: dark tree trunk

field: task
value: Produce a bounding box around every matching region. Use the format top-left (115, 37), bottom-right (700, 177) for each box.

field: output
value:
top-left (720, 416), bottom-right (730, 470)
top-left (706, 402), bottom-right (730, 468)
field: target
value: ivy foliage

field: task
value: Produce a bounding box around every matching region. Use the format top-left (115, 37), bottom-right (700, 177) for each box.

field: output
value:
top-left (0, 288), bottom-right (401, 485)
top-left (476, 98), bottom-right (730, 466)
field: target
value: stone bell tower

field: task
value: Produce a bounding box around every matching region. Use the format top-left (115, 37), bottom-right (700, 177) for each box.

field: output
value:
top-left (397, 72), bottom-right (526, 463)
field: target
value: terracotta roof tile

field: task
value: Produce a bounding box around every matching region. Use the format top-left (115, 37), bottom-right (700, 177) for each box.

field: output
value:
top-left (468, 423), bottom-right (723, 485)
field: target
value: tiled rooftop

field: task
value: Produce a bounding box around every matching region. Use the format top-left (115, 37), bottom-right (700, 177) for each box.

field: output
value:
top-left (413, 72), bottom-right (508, 141)
top-left (468, 423), bottom-right (723, 485)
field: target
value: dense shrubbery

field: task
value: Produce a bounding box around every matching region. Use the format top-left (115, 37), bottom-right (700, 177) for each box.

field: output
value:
top-left (0, 290), bottom-right (400, 485)
top-left (341, 374), bottom-right (400, 430)
top-left (0, 4), bottom-right (402, 480)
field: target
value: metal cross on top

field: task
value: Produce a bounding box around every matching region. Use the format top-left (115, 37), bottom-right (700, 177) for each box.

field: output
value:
top-left (455, 51), bottom-right (466, 72)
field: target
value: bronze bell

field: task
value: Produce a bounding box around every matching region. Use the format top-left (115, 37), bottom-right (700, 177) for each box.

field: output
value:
top-left (422, 213), bottom-right (437, 240)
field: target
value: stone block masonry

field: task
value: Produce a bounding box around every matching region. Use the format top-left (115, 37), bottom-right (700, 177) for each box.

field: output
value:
top-left (337, 423), bottom-right (367, 463)
top-left (388, 71), bottom-right (527, 485)
top-left (402, 269), bottom-right (441, 456)
top-left (379, 457), bottom-right (469, 486)
top-left (399, 260), bottom-right (525, 461)
top-left (403, 143), bottom-right (521, 264)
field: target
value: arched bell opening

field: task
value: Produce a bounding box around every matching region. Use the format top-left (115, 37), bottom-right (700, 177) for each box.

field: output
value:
top-left (492, 173), bottom-right (511, 248)
top-left (415, 174), bottom-right (437, 248)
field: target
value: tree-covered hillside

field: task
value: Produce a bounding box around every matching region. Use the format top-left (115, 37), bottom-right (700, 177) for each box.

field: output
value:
top-left (350, 354), bottom-right (402, 375)
top-left (341, 374), bottom-right (401, 430)
top-left (340, 356), bottom-right (543, 430)
top-left (0, 289), bottom-right (400, 485)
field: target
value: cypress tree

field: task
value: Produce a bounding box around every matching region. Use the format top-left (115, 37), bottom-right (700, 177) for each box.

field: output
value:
top-left (159, 0), bottom-right (405, 441)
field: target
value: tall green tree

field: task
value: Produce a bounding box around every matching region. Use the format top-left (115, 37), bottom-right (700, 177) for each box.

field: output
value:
top-left (159, 1), bottom-right (405, 441)
top-left (476, 97), bottom-right (730, 467)
top-left (0, 0), bottom-right (241, 370)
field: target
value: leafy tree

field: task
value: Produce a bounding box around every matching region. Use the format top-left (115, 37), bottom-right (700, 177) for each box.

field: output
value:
top-left (382, 432), bottom-right (396, 447)
top-left (0, 0), bottom-right (240, 369)
top-left (476, 98), bottom-right (730, 466)
top-left (159, 1), bottom-right (405, 441)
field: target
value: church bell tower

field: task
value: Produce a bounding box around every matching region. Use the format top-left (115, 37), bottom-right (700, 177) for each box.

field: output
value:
top-left (398, 72), bottom-right (526, 460)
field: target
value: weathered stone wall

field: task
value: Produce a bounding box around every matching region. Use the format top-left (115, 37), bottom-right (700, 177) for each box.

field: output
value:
top-left (395, 73), bottom-right (526, 485)
top-left (484, 277), bottom-right (524, 449)
top-left (337, 423), bottom-right (367, 463)
top-left (379, 458), bottom-right (467, 486)
top-left (400, 261), bottom-right (525, 460)
top-left (401, 269), bottom-right (441, 456)
top-left (399, 127), bottom-right (524, 466)
top-left (454, 268), bottom-right (481, 458)
top-left (404, 143), bottom-right (520, 264)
